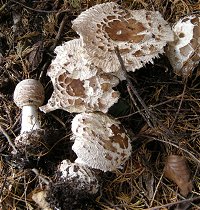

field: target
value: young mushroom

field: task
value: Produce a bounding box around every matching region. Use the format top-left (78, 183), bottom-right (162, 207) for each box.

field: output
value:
top-left (165, 14), bottom-right (200, 79)
top-left (72, 2), bottom-right (174, 73)
top-left (40, 39), bottom-right (121, 114)
top-left (57, 159), bottom-right (99, 194)
top-left (13, 79), bottom-right (48, 155)
top-left (45, 159), bottom-right (99, 209)
top-left (71, 112), bottom-right (132, 172)
top-left (14, 79), bottom-right (44, 133)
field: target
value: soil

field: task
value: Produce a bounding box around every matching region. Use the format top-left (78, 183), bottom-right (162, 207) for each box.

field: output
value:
top-left (0, 0), bottom-right (199, 209)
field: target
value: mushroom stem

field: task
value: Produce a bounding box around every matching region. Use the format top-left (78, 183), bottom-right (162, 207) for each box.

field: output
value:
top-left (21, 105), bottom-right (40, 133)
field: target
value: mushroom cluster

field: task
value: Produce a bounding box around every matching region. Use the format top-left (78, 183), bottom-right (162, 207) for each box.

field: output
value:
top-left (12, 2), bottom-right (179, 209)
top-left (36, 2), bottom-right (175, 207)
top-left (166, 14), bottom-right (200, 79)
top-left (40, 2), bottom-right (174, 114)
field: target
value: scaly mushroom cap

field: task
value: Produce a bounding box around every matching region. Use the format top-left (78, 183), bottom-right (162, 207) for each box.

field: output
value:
top-left (47, 39), bottom-right (125, 81)
top-left (166, 14), bottom-right (200, 78)
top-left (14, 79), bottom-right (45, 108)
top-left (39, 39), bottom-right (121, 113)
top-left (72, 2), bottom-right (174, 73)
top-left (40, 70), bottom-right (120, 113)
top-left (47, 39), bottom-right (98, 81)
top-left (71, 112), bottom-right (132, 172)
top-left (58, 159), bottom-right (99, 194)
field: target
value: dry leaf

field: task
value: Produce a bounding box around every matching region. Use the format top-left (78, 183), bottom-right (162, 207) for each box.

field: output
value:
top-left (28, 41), bottom-right (43, 71)
top-left (164, 155), bottom-right (193, 197)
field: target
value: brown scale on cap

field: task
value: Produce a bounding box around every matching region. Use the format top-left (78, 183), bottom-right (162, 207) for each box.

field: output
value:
top-left (166, 14), bottom-right (200, 79)
top-left (104, 18), bottom-right (146, 42)
top-left (57, 73), bottom-right (86, 97)
top-left (40, 71), bottom-right (120, 113)
top-left (72, 2), bottom-right (174, 73)
top-left (39, 39), bottom-right (121, 114)
top-left (71, 112), bottom-right (132, 172)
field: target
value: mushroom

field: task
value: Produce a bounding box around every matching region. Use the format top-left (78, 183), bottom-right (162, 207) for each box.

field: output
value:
top-left (13, 79), bottom-right (48, 155)
top-left (46, 38), bottom-right (125, 81)
top-left (72, 2), bottom-right (174, 73)
top-left (14, 79), bottom-right (44, 133)
top-left (39, 39), bottom-right (121, 114)
top-left (46, 39), bottom-right (98, 81)
top-left (71, 112), bottom-right (132, 172)
top-left (165, 14), bottom-right (200, 79)
top-left (45, 159), bottom-right (99, 209)
top-left (58, 159), bottom-right (99, 194)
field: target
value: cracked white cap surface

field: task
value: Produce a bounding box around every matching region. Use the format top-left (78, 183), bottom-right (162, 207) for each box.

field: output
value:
top-left (71, 112), bottom-right (132, 172)
top-left (47, 39), bottom-right (98, 81)
top-left (166, 14), bottom-right (200, 78)
top-left (72, 2), bottom-right (174, 73)
top-left (40, 71), bottom-right (120, 113)
top-left (40, 39), bottom-right (121, 113)
top-left (58, 159), bottom-right (99, 194)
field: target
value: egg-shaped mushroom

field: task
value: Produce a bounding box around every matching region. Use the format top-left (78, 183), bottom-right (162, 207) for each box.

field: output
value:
top-left (166, 14), bottom-right (200, 78)
top-left (40, 39), bottom-right (120, 114)
top-left (71, 112), bottom-right (132, 172)
top-left (72, 2), bottom-right (174, 73)
top-left (13, 79), bottom-right (49, 156)
top-left (14, 79), bottom-right (44, 133)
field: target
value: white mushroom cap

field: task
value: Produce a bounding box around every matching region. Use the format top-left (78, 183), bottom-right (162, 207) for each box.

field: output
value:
top-left (39, 38), bottom-right (121, 113)
top-left (58, 159), bottom-right (99, 194)
top-left (71, 112), bottom-right (132, 172)
top-left (72, 2), bottom-right (174, 73)
top-left (47, 39), bottom-right (125, 81)
top-left (166, 15), bottom-right (200, 78)
top-left (47, 39), bottom-right (98, 81)
top-left (40, 69), bottom-right (120, 114)
top-left (14, 79), bottom-right (45, 108)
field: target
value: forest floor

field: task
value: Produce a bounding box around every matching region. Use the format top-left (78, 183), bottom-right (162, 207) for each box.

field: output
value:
top-left (0, 0), bottom-right (200, 209)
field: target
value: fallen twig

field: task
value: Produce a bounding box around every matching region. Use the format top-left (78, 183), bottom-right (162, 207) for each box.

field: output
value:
top-left (115, 47), bottom-right (155, 127)
top-left (39, 14), bottom-right (69, 81)
top-left (114, 47), bottom-right (175, 137)
top-left (170, 79), bottom-right (188, 129)
top-left (31, 168), bottom-right (50, 185)
top-left (144, 195), bottom-right (200, 210)
top-left (10, 0), bottom-right (69, 13)
top-left (0, 124), bottom-right (18, 154)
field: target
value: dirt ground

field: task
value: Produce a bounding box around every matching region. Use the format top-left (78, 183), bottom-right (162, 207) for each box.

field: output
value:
top-left (0, 0), bottom-right (200, 209)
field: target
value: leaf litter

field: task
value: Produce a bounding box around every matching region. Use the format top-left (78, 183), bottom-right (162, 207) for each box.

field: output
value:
top-left (0, 0), bottom-right (200, 209)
